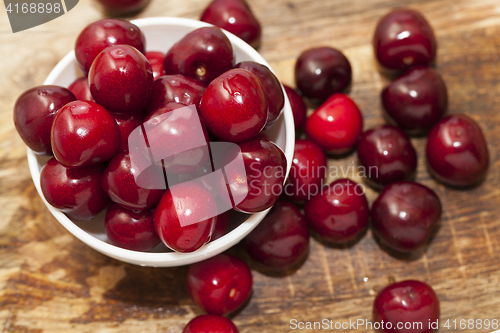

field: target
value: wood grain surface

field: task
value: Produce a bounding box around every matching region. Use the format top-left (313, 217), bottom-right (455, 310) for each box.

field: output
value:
top-left (1, 0), bottom-right (500, 332)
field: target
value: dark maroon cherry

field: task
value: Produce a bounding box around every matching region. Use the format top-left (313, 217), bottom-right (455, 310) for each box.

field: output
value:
top-left (51, 100), bottom-right (120, 168)
top-left (357, 125), bottom-right (417, 188)
top-left (89, 44), bottom-right (154, 115)
top-left (373, 9), bottom-right (437, 72)
top-left (146, 75), bottom-right (206, 115)
top-left (200, 0), bottom-right (261, 49)
top-left (68, 77), bottom-right (94, 102)
top-left (40, 158), bottom-right (109, 220)
top-left (14, 85), bottom-right (76, 155)
top-left (426, 114), bottom-right (489, 187)
top-left (372, 181), bottom-right (442, 253)
top-left (75, 19), bottom-right (145, 75)
top-left (382, 67), bottom-right (447, 134)
top-left (235, 61), bottom-right (284, 127)
top-left (105, 203), bottom-right (160, 252)
top-left (373, 280), bottom-right (440, 333)
top-left (285, 139), bottom-right (326, 202)
top-left (111, 112), bottom-right (144, 152)
top-left (304, 178), bottom-right (369, 244)
top-left (199, 69), bottom-right (268, 142)
top-left (145, 51), bottom-right (166, 79)
top-left (295, 47), bottom-right (352, 101)
top-left (244, 200), bottom-right (309, 271)
top-left (283, 84), bottom-right (307, 131)
top-left (183, 315), bottom-right (239, 333)
top-left (212, 210), bottom-right (232, 242)
top-left (163, 27), bottom-right (234, 85)
top-left (96, 0), bottom-right (151, 15)
top-left (186, 254), bottom-right (252, 315)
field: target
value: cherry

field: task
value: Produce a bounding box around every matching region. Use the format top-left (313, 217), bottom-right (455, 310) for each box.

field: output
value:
top-left (183, 315), bottom-right (238, 333)
top-left (75, 19), bottom-right (145, 75)
top-left (89, 45), bottom-right (154, 115)
top-left (105, 203), bottom-right (159, 252)
top-left (146, 75), bottom-right (206, 116)
top-left (373, 280), bottom-right (440, 333)
top-left (426, 114), bottom-right (489, 187)
top-left (371, 181), bottom-right (441, 253)
top-left (14, 85), bottom-right (76, 155)
top-left (285, 139), bottom-right (327, 202)
top-left (154, 181), bottom-right (217, 253)
top-left (145, 51), bottom-right (166, 79)
top-left (244, 200), bottom-right (309, 271)
top-left (40, 158), bottom-right (109, 220)
top-left (373, 9), bottom-right (437, 72)
top-left (51, 101), bottom-right (120, 168)
top-left (111, 112), bottom-right (144, 152)
top-left (199, 69), bottom-right (268, 143)
top-left (235, 61), bottom-right (284, 127)
top-left (95, 0), bottom-right (151, 15)
top-left (305, 93), bottom-right (363, 154)
top-left (357, 125), bottom-right (417, 188)
top-left (68, 77), bottom-right (94, 102)
top-left (283, 84), bottom-right (307, 131)
top-left (212, 210), bottom-right (232, 241)
top-left (382, 67), bottom-right (447, 134)
top-left (304, 178), bottom-right (368, 244)
top-left (163, 27), bottom-right (234, 85)
top-left (200, 0), bottom-right (262, 49)
top-left (295, 47), bottom-right (352, 101)
top-left (186, 254), bottom-right (252, 315)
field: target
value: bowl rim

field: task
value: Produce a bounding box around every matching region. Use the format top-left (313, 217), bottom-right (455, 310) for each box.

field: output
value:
top-left (28, 16), bottom-right (295, 267)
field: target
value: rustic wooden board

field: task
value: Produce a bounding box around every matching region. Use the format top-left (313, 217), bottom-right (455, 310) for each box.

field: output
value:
top-left (1, 0), bottom-right (500, 332)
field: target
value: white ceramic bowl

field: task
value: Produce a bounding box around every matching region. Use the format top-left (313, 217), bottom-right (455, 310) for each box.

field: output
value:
top-left (27, 17), bottom-right (294, 267)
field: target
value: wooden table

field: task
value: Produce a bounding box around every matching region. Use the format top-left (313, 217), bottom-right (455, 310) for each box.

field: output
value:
top-left (1, 0), bottom-right (499, 332)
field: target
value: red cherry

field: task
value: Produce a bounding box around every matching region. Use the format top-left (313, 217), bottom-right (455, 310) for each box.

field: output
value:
top-left (373, 9), bottom-right (437, 72)
top-left (305, 93), bottom-right (363, 154)
top-left (183, 315), bottom-right (239, 333)
top-left (304, 178), bottom-right (368, 244)
top-left (40, 158), bottom-right (109, 220)
top-left (244, 200), bottom-right (309, 271)
top-left (200, 0), bottom-right (261, 49)
top-left (163, 27), bottom-right (234, 85)
top-left (110, 112), bottom-right (144, 152)
top-left (372, 181), bottom-right (442, 253)
top-left (426, 114), bottom-right (489, 187)
top-left (283, 84), bottom-right (307, 131)
top-left (199, 69), bottom-right (268, 143)
top-left (145, 51), bottom-right (166, 79)
top-left (75, 19), bottom-right (145, 75)
top-left (212, 210), bottom-right (232, 241)
top-left (68, 77), bottom-right (94, 102)
top-left (96, 0), bottom-right (151, 15)
top-left (89, 45), bottom-right (154, 115)
top-left (14, 85), bottom-right (76, 155)
top-left (357, 125), bottom-right (417, 188)
top-left (285, 139), bottom-right (326, 202)
top-left (373, 280), bottom-right (440, 333)
top-left (105, 203), bottom-right (160, 252)
top-left (186, 254), bottom-right (252, 315)
top-left (51, 101), bottom-right (120, 168)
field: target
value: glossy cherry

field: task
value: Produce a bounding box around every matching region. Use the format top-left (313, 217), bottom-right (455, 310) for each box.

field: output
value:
top-left (200, 0), bottom-right (262, 49)
top-left (154, 181), bottom-right (217, 253)
top-left (372, 181), bottom-right (442, 253)
top-left (105, 203), bottom-right (160, 252)
top-left (199, 69), bottom-right (268, 143)
top-left (163, 27), bottom-right (234, 85)
top-left (111, 112), bottom-right (144, 152)
top-left (305, 93), bottom-right (363, 154)
top-left (373, 280), bottom-right (440, 333)
top-left (304, 178), bottom-right (369, 244)
top-left (285, 139), bottom-right (327, 202)
top-left (14, 85), bottom-right (76, 155)
top-left (40, 158), bottom-right (109, 220)
top-left (186, 254), bottom-right (252, 315)
top-left (89, 44), bottom-right (154, 115)
top-left (244, 200), bottom-right (309, 271)
top-left (295, 47), bottom-right (352, 101)
top-left (96, 0), bottom-right (151, 15)
top-left (373, 9), bottom-right (437, 72)
top-left (426, 114), bottom-right (489, 187)
top-left (51, 100), bottom-right (120, 168)
top-left (75, 19), bottom-right (145, 74)
top-left (183, 315), bottom-right (238, 333)
top-left (68, 77), bottom-right (94, 102)
top-left (283, 84), bottom-right (307, 131)
top-left (145, 51), bottom-right (166, 79)
top-left (235, 61), bottom-right (284, 126)
top-left (357, 125), bottom-right (417, 188)
top-left (212, 210), bottom-right (232, 241)
top-left (382, 67), bottom-right (447, 134)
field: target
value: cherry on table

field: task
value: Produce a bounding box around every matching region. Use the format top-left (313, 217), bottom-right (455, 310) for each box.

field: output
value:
top-left (68, 77), bottom-right (94, 102)
top-left (96, 0), bottom-right (151, 15)
top-left (145, 51), bottom-right (166, 79)
top-left (183, 315), bottom-right (239, 333)
top-left (283, 84), bottom-right (307, 131)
